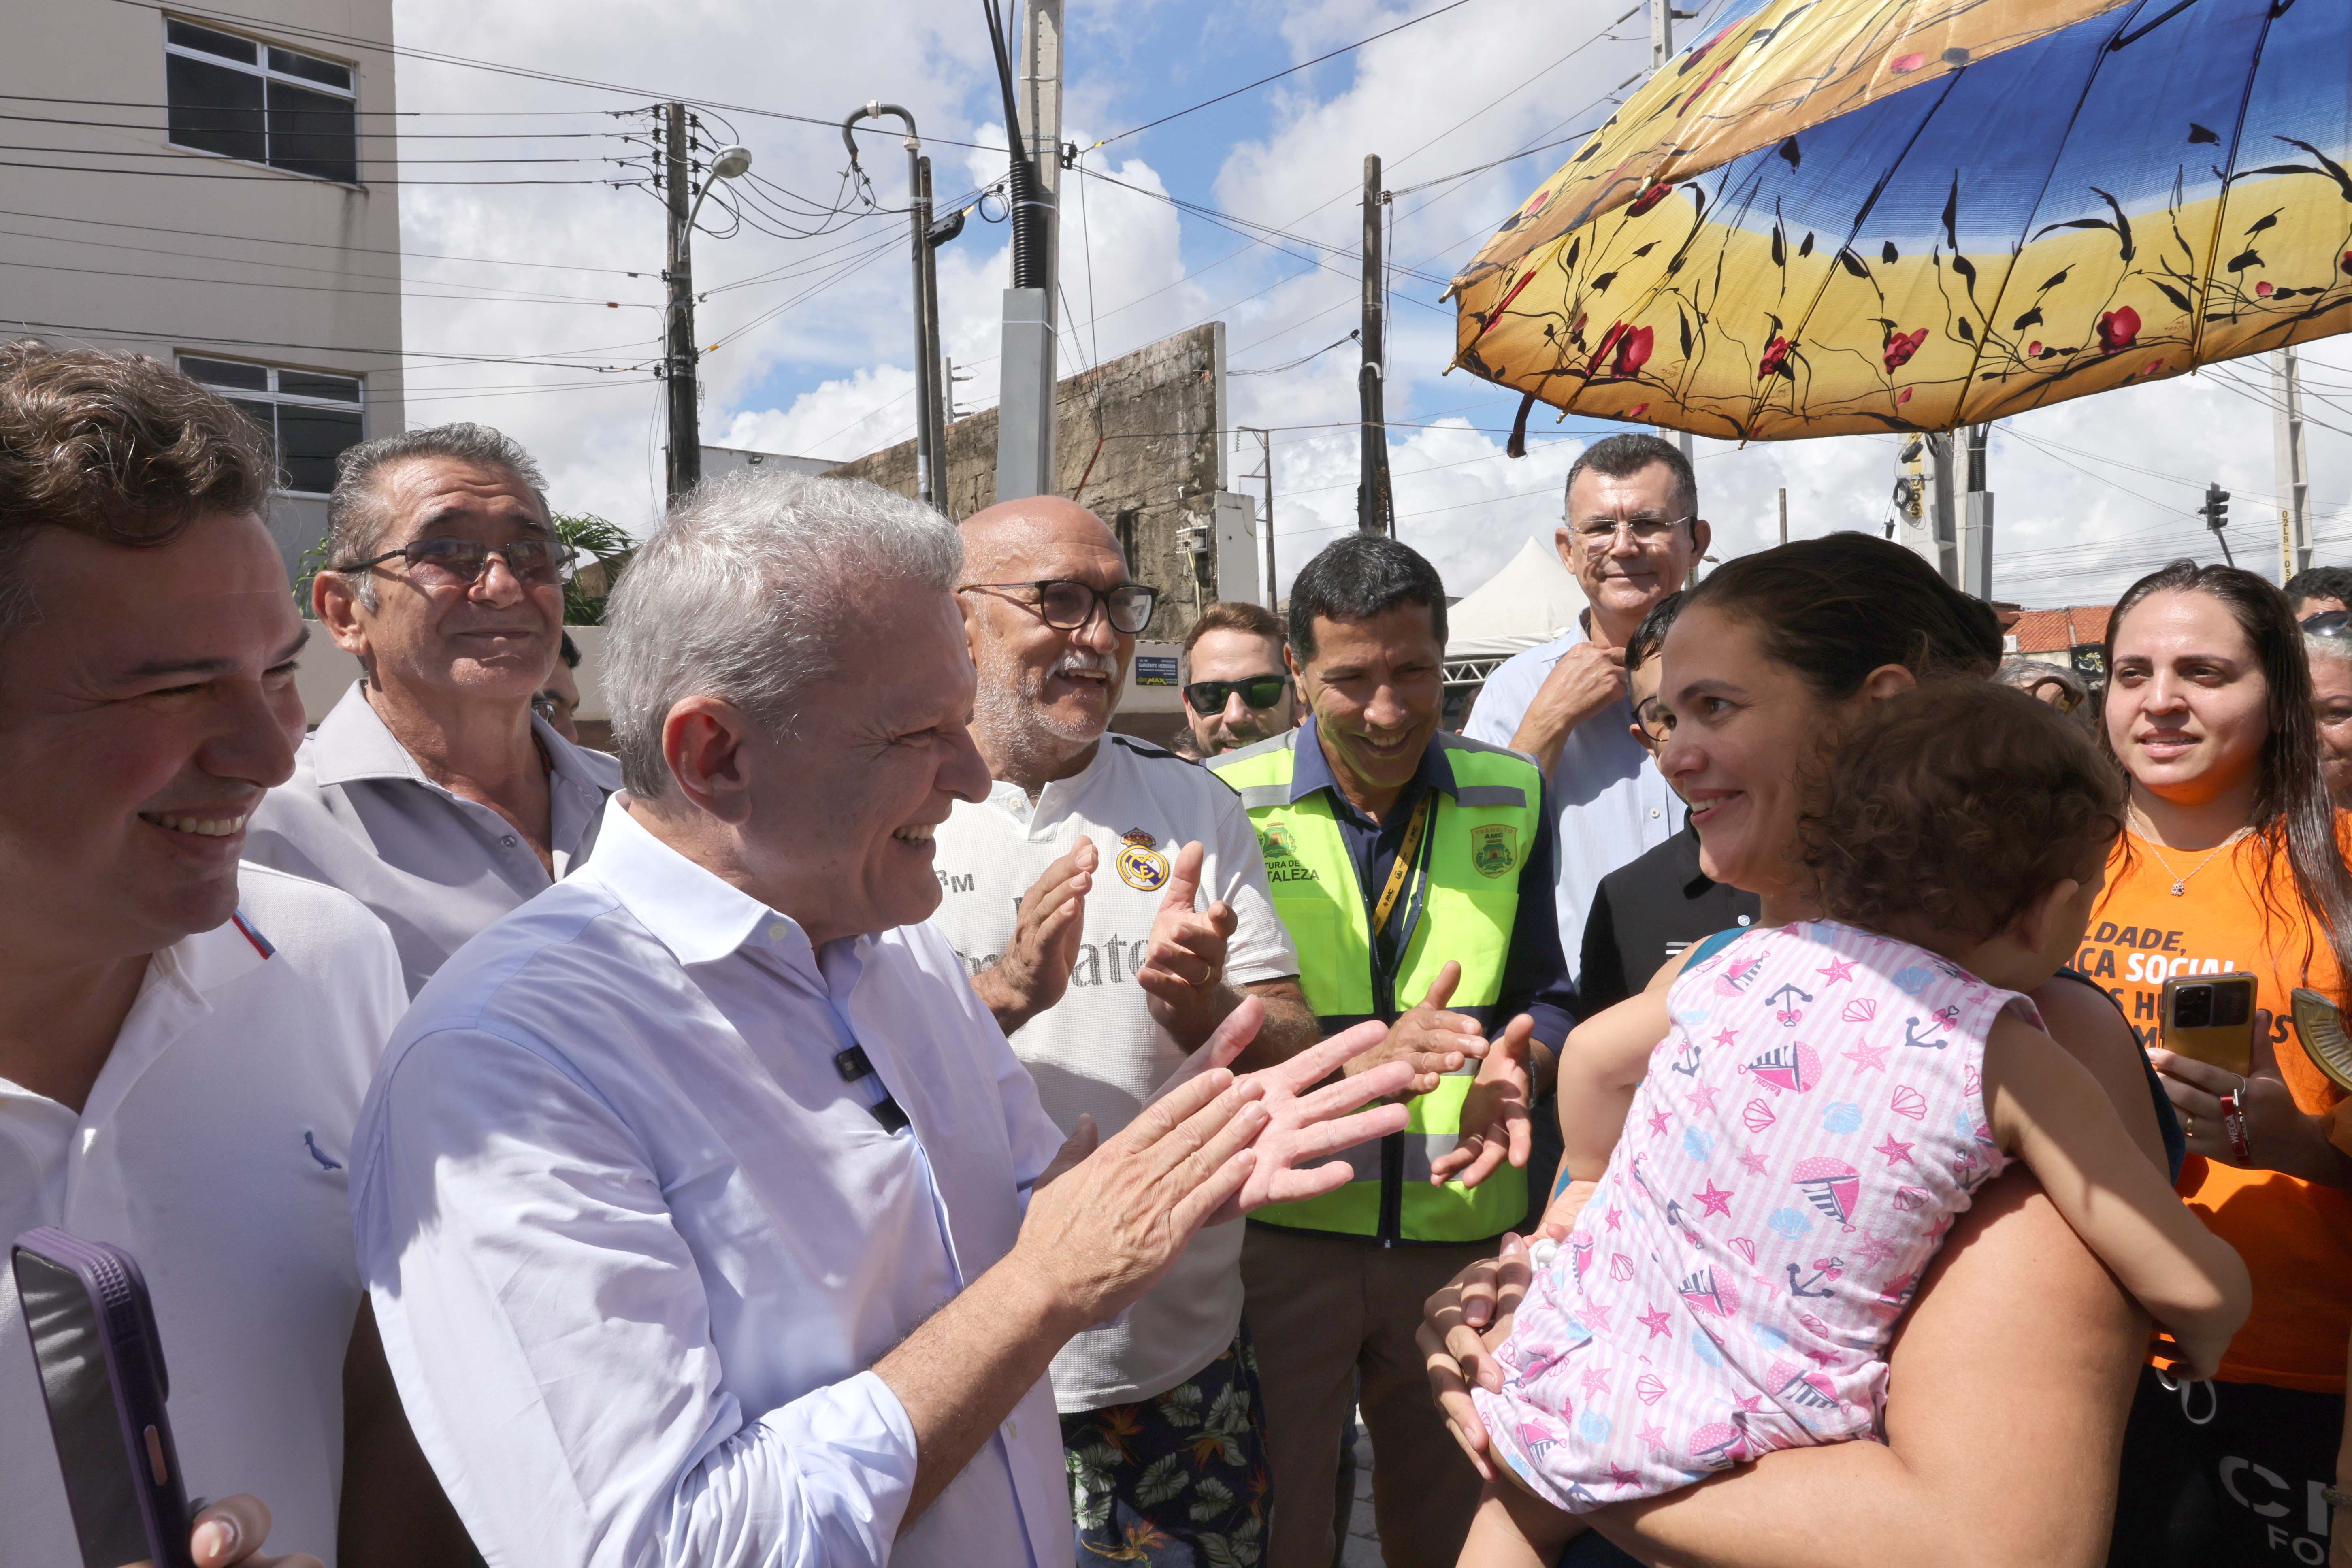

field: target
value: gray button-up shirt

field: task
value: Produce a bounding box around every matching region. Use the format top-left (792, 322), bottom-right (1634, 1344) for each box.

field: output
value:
top-left (245, 680), bottom-right (623, 994)
top-left (1463, 625), bottom-right (1677, 983)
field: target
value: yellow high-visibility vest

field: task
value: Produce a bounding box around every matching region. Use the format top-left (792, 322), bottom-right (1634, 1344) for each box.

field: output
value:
top-left (1210, 727), bottom-right (1540, 1243)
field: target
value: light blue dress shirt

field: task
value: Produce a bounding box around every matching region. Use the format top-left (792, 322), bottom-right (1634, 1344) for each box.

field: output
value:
top-left (351, 797), bottom-right (1073, 1568)
top-left (1463, 626), bottom-right (1678, 983)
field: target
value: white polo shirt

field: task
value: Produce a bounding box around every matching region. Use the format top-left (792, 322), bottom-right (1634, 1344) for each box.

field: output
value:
top-left (0, 865), bottom-right (406, 1568)
top-left (930, 735), bottom-right (1299, 1410)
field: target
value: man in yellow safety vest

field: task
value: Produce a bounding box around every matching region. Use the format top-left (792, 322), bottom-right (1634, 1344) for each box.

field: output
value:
top-left (1208, 533), bottom-right (1577, 1568)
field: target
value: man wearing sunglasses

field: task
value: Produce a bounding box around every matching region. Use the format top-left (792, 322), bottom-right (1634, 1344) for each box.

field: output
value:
top-left (1182, 601), bottom-right (1298, 758)
top-left (932, 495), bottom-right (1319, 1566)
top-left (245, 424), bottom-right (620, 994)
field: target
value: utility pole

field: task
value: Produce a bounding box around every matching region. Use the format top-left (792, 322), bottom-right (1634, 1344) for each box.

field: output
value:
top-left (1239, 427), bottom-right (1276, 610)
top-left (1924, 430), bottom-right (1959, 585)
top-left (1650, 0), bottom-right (1696, 471)
top-left (842, 104), bottom-right (945, 510)
top-left (2276, 345), bottom-right (2312, 583)
top-left (917, 155), bottom-right (948, 508)
top-left (1777, 487), bottom-right (1787, 545)
top-left (993, 0), bottom-right (1063, 501)
top-left (662, 102), bottom-right (699, 501)
top-left (1359, 155), bottom-right (1395, 535)
top-left (1960, 422), bottom-right (1994, 598)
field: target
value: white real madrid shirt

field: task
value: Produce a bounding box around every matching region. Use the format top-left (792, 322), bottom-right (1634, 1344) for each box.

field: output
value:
top-left (0, 866), bottom-right (406, 1568)
top-left (930, 735), bottom-right (1300, 1411)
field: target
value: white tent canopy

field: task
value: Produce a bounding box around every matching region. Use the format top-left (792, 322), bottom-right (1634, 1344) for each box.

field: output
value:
top-left (1445, 536), bottom-right (1585, 662)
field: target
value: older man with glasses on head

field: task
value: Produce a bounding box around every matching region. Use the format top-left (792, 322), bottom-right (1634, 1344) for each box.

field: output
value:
top-left (244, 424), bottom-right (620, 993)
top-left (1182, 600), bottom-right (1298, 759)
top-left (349, 471), bottom-right (1410, 1568)
top-left (931, 497), bottom-right (1320, 1566)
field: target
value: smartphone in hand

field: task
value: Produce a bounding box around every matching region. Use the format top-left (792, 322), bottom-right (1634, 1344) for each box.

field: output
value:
top-left (11, 1227), bottom-right (194, 1568)
top-left (2160, 974), bottom-right (2259, 1077)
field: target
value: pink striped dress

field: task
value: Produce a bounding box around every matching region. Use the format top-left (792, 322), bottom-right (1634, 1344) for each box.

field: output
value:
top-left (1473, 920), bottom-right (2026, 1510)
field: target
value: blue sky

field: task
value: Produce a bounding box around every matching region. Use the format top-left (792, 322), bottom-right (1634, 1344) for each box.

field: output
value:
top-left (390, 0), bottom-right (2352, 608)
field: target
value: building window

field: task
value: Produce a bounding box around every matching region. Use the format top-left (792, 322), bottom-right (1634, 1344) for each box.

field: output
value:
top-left (181, 357), bottom-right (364, 495)
top-left (164, 20), bottom-right (358, 184)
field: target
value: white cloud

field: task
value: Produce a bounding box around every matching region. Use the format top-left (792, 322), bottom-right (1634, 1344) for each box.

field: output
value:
top-left (386, 0), bottom-right (2352, 611)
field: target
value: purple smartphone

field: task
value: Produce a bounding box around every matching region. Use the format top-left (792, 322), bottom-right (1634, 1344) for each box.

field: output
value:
top-left (12, 1227), bottom-right (196, 1568)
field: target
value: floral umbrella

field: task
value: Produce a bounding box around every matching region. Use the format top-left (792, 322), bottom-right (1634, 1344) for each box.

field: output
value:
top-left (1447, 0), bottom-right (2352, 441)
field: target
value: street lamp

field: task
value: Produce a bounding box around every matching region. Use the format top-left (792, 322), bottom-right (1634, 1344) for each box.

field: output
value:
top-left (690, 143), bottom-right (753, 226)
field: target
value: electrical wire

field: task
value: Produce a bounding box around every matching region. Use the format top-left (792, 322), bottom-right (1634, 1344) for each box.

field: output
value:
top-left (1089, 0), bottom-right (1478, 148)
top-left (0, 205), bottom-right (648, 273)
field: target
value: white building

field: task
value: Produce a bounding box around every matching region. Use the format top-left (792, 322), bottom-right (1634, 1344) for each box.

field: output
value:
top-left (1, 0), bottom-right (404, 577)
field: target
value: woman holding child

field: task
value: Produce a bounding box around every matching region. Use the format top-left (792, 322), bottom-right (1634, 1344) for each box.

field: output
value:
top-left (2092, 561), bottom-right (2352, 1565)
top-left (1421, 535), bottom-right (2218, 1566)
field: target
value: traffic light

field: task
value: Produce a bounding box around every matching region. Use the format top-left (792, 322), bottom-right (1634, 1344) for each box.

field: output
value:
top-left (2202, 482), bottom-right (2231, 533)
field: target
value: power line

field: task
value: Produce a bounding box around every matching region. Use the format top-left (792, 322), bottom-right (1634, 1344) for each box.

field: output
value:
top-left (0, 156), bottom-right (635, 186)
top-left (1092, 0), bottom-right (1477, 148)
top-left (0, 251), bottom-right (654, 308)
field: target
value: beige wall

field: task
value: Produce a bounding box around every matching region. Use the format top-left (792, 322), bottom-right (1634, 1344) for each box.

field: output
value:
top-left (0, 0), bottom-right (405, 579)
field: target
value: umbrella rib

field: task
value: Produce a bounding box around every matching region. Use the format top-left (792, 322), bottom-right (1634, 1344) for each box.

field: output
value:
top-left (2186, 0), bottom-right (2287, 368)
top-left (1947, 4), bottom-right (2151, 425)
top-left (1751, 71), bottom-right (1965, 439)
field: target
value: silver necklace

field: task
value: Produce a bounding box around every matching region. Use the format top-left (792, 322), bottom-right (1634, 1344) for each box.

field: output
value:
top-left (2134, 810), bottom-right (2249, 896)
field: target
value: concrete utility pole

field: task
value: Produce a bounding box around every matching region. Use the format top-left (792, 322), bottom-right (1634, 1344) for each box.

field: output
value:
top-left (995, 0), bottom-right (1063, 502)
top-left (2276, 345), bottom-right (2312, 583)
top-left (1650, 0), bottom-right (1696, 471)
top-left (1961, 422), bottom-right (1995, 598)
top-left (1239, 427), bottom-right (1277, 610)
top-left (1924, 429), bottom-right (1959, 585)
top-left (662, 102), bottom-right (699, 501)
top-left (1359, 155), bottom-right (1395, 535)
top-left (842, 104), bottom-right (944, 510)
top-left (1777, 487), bottom-right (1787, 545)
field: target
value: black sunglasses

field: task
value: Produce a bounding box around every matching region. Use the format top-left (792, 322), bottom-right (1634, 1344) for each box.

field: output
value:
top-left (333, 535), bottom-right (577, 586)
top-left (958, 578), bottom-right (1158, 635)
top-left (1185, 675), bottom-right (1287, 714)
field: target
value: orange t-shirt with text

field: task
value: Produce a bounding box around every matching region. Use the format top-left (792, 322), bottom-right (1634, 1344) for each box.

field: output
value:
top-left (2081, 829), bottom-right (2352, 1391)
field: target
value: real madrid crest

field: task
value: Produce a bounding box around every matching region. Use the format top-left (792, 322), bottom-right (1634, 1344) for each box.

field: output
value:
top-left (1115, 827), bottom-right (1170, 892)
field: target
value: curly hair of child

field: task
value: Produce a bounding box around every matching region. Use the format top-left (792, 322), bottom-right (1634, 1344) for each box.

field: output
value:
top-left (1799, 680), bottom-right (2128, 946)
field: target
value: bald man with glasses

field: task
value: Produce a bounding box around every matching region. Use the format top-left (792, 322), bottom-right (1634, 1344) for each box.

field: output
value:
top-left (245, 424), bottom-right (620, 993)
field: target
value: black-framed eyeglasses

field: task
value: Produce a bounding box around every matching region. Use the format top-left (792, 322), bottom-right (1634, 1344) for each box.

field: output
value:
top-left (957, 578), bottom-right (1157, 635)
top-left (331, 535), bottom-right (577, 587)
top-left (2304, 611), bottom-right (2352, 639)
top-left (1634, 699), bottom-right (1675, 750)
top-left (1570, 513), bottom-right (1694, 546)
top-left (1185, 675), bottom-right (1287, 714)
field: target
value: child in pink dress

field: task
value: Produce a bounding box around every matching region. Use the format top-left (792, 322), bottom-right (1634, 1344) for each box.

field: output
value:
top-left (1460, 682), bottom-right (2250, 1564)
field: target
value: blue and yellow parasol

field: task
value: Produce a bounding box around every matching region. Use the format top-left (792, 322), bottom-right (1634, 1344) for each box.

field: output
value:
top-left (1448, 0), bottom-right (2352, 440)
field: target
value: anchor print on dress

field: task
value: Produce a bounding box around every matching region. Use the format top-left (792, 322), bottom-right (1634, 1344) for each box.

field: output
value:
top-left (1791, 1157), bottom-right (1861, 1231)
top-left (1739, 1040), bottom-right (1822, 1094)
top-left (1668, 1038), bottom-right (1704, 1077)
top-left (1766, 983), bottom-right (1814, 1027)
top-left (1784, 1255), bottom-right (1846, 1299)
top-left (1900, 1016), bottom-right (1950, 1050)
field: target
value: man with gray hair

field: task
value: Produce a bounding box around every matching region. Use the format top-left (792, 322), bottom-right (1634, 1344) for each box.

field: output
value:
top-left (349, 471), bottom-right (1417, 1568)
top-left (244, 422), bottom-right (620, 992)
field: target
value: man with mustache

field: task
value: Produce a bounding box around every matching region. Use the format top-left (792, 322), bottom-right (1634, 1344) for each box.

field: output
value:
top-left (244, 425), bottom-right (620, 994)
top-left (931, 495), bottom-right (1319, 1565)
top-left (1208, 533), bottom-right (1577, 1568)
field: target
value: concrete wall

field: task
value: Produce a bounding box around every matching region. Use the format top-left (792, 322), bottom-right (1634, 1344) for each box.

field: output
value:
top-left (826, 323), bottom-right (1240, 648)
top-left (0, 0), bottom-right (405, 581)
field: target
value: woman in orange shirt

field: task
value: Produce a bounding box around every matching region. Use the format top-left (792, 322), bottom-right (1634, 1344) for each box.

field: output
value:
top-left (2094, 560), bottom-right (2352, 1566)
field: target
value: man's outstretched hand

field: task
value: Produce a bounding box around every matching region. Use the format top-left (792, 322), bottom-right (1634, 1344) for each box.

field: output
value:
top-left (1161, 997), bottom-right (1413, 1220)
top-left (1428, 1012), bottom-right (1535, 1189)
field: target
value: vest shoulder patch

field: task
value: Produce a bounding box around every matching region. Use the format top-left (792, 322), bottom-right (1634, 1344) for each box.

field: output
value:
top-left (1468, 822), bottom-right (1519, 878)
